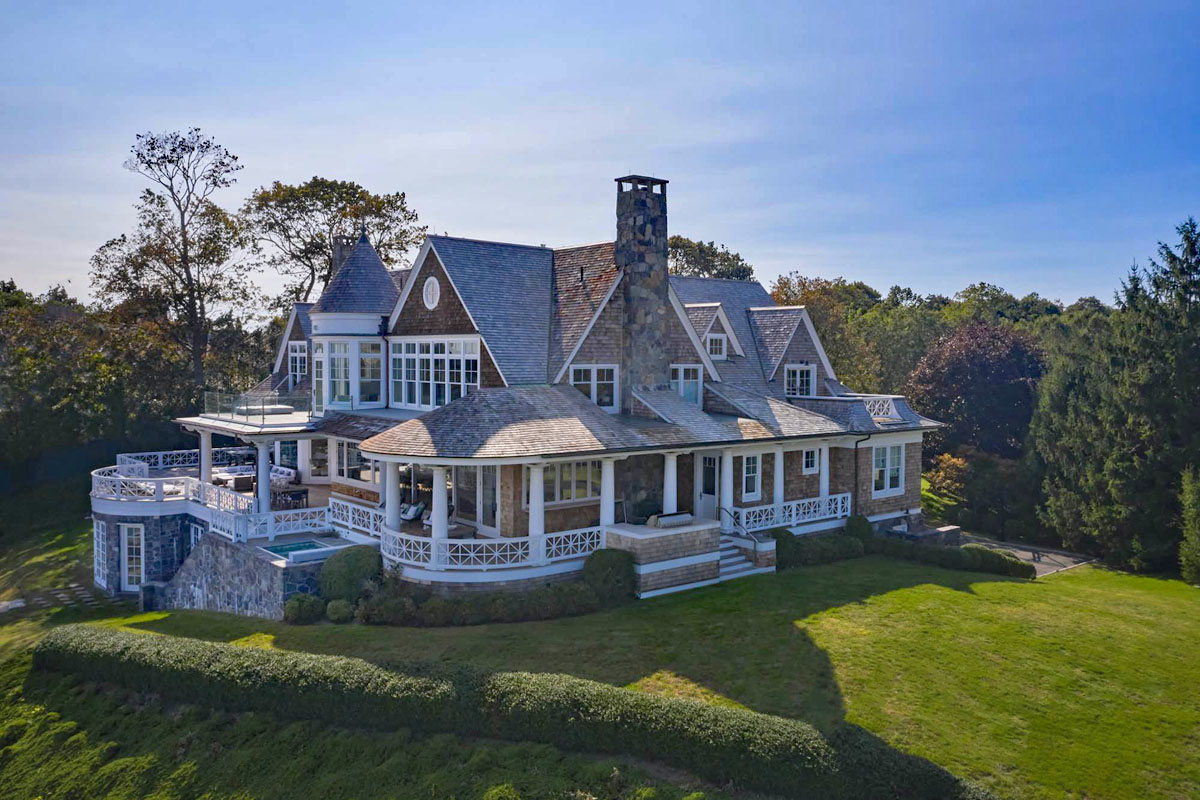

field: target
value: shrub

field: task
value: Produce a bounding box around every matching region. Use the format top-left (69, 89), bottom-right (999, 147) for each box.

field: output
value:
top-left (581, 549), bottom-right (636, 606)
top-left (482, 785), bottom-right (522, 800)
top-left (325, 599), bottom-right (353, 624)
top-left (33, 625), bottom-right (993, 799)
top-left (927, 452), bottom-right (967, 497)
top-left (356, 595), bottom-right (416, 625)
top-left (319, 546), bottom-right (382, 603)
top-left (843, 514), bottom-right (873, 542)
top-left (772, 532), bottom-right (864, 570)
top-left (863, 538), bottom-right (1035, 579)
top-left (282, 593), bottom-right (325, 624)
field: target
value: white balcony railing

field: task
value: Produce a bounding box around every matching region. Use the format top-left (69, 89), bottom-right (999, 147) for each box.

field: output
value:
top-left (328, 497), bottom-right (385, 537)
top-left (861, 396), bottom-right (902, 420)
top-left (732, 492), bottom-right (851, 532)
top-left (116, 447), bottom-right (252, 472)
top-left (379, 524), bottom-right (605, 571)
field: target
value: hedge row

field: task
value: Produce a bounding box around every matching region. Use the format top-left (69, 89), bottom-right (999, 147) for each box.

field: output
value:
top-left (35, 625), bottom-right (992, 799)
top-left (770, 523), bottom-right (1036, 580)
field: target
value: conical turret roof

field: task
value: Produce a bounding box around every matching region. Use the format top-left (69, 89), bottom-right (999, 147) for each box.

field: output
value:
top-left (313, 231), bottom-right (400, 314)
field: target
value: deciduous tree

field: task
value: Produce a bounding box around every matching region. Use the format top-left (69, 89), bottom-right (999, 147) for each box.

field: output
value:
top-left (667, 236), bottom-right (755, 281)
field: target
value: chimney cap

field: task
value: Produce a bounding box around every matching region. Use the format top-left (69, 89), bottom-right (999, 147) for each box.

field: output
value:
top-left (615, 175), bottom-right (668, 189)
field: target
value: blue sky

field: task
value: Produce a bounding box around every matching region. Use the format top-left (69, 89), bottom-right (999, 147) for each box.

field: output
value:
top-left (2, 1), bottom-right (1198, 303)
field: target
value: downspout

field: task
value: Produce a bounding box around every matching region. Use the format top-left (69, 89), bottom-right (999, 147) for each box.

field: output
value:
top-left (852, 434), bottom-right (872, 517)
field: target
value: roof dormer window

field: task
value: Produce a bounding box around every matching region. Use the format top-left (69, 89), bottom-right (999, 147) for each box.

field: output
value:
top-left (706, 333), bottom-right (727, 360)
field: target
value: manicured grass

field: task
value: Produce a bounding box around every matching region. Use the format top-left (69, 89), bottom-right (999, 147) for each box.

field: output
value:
top-left (0, 478), bottom-right (93, 602)
top-left (921, 475), bottom-right (962, 524)
top-left (101, 564), bottom-right (1200, 800)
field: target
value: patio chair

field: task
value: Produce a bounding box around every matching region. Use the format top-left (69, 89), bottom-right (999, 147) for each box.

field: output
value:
top-left (399, 502), bottom-right (425, 522)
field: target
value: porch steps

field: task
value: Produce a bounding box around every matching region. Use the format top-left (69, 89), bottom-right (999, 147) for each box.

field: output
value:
top-left (717, 535), bottom-right (774, 582)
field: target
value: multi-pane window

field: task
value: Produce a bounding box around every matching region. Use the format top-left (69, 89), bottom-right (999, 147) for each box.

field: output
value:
top-left (390, 338), bottom-right (480, 410)
top-left (189, 523), bottom-right (204, 549)
top-left (336, 440), bottom-right (376, 484)
top-left (92, 520), bottom-right (106, 588)
top-left (670, 365), bottom-right (703, 406)
top-left (312, 342), bottom-right (324, 413)
top-left (802, 449), bottom-right (819, 475)
top-left (570, 365), bottom-right (618, 412)
top-left (288, 341), bottom-right (308, 386)
top-left (329, 343), bottom-right (351, 403)
top-left (359, 342), bottom-right (382, 404)
top-left (873, 445), bottom-right (904, 497)
top-left (707, 334), bottom-right (727, 360)
top-left (742, 454), bottom-right (761, 501)
top-left (784, 364), bottom-right (815, 397)
top-left (523, 461), bottom-right (604, 507)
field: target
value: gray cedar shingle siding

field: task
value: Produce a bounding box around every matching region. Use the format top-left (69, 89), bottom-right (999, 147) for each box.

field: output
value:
top-left (313, 233), bottom-right (400, 314)
top-left (549, 242), bottom-right (621, 380)
top-left (427, 236), bottom-right (552, 386)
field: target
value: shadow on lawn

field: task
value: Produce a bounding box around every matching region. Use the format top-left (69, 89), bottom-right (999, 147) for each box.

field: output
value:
top-left (60, 557), bottom-right (1015, 797)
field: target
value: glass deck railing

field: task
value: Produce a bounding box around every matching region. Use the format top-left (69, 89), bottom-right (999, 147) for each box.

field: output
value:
top-left (203, 390), bottom-right (312, 424)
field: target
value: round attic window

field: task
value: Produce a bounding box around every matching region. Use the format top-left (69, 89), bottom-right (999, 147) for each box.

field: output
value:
top-left (422, 276), bottom-right (440, 310)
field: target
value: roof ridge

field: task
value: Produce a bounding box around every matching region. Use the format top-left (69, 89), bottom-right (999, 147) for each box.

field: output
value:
top-left (553, 240), bottom-right (615, 252)
top-left (670, 275), bottom-right (770, 286)
top-left (430, 234), bottom-right (550, 251)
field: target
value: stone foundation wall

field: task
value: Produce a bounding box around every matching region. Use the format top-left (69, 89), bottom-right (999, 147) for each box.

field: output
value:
top-left (149, 534), bottom-right (321, 620)
top-left (402, 569), bottom-right (581, 596)
top-left (92, 511), bottom-right (195, 596)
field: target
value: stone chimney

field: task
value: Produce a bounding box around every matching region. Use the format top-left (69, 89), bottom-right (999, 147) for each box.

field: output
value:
top-left (616, 175), bottom-right (671, 413)
top-left (330, 234), bottom-right (355, 274)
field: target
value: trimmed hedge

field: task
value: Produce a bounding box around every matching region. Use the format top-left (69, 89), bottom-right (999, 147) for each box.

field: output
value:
top-left (843, 514), bottom-right (873, 541)
top-left (34, 625), bottom-right (992, 800)
top-left (282, 593), bottom-right (325, 624)
top-left (581, 549), bottom-right (636, 606)
top-left (770, 530), bottom-right (1037, 580)
top-left (325, 598), bottom-right (353, 623)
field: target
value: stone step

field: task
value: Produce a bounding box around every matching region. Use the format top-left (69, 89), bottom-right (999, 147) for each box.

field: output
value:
top-left (717, 564), bottom-right (775, 583)
top-left (720, 554), bottom-right (749, 567)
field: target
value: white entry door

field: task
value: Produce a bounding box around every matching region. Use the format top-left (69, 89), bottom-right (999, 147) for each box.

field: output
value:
top-left (698, 456), bottom-right (719, 519)
top-left (120, 523), bottom-right (145, 592)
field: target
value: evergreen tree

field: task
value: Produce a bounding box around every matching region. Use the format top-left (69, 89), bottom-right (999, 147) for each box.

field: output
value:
top-left (1180, 467), bottom-right (1200, 584)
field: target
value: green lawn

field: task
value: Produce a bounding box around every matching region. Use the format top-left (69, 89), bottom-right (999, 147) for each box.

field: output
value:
top-left (3, 482), bottom-right (1199, 799)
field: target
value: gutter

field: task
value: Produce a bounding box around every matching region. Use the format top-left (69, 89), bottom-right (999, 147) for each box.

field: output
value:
top-left (852, 433), bottom-right (872, 516)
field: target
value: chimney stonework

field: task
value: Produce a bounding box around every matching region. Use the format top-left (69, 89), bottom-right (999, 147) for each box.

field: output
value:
top-left (615, 176), bottom-right (671, 414)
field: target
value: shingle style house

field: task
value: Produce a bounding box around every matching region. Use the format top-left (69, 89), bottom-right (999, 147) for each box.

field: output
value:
top-left (88, 175), bottom-right (940, 617)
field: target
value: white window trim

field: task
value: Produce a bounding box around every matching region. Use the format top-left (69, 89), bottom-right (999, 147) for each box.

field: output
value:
top-left (670, 363), bottom-right (704, 408)
top-left (314, 337), bottom-right (387, 410)
top-left (569, 363), bottom-right (619, 413)
top-left (706, 333), bottom-right (727, 360)
top-left (422, 276), bottom-right (441, 309)
top-left (287, 341), bottom-right (308, 388)
top-left (387, 335), bottom-right (482, 411)
top-left (189, 523), bottom-right (205, 548)
top-left (334, 438), bottom-right (380, 491)
top-left (802, 448), bottom-right (819, 475)
top-left (93, 520), bottom-right (107, 589)
top-left (742, 453), bottom-right (761, 502)
top-left (119, 523), bottom-right (145, 592)
top-left (522, 461), bottom-right (604, 509)
top-left (871, 444), bottom-right (906, 499)
top-left (784, 363), bottom-right (817, 398)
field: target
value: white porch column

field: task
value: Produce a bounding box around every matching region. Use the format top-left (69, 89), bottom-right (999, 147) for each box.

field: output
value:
top-left (692, 451), bottom-right (703, 515)
top-left (662, 453), bottom-right (678, 515)
top-left (819, 444), bottom-right (830, 496)
top-left (720, 449), bottom-right (735, 533)
top-left (600, 459), bottom-right (616, 527)
top-left (297, 438), bottom-right (311, 483)
top-left (384, 461), bottom-right (401, 530)
top-left (409, 463), bottom-right (417, 503)
top-left (774, 446), bottom-right (785, 516)
top-left (431, 466), bottom-right (449, 539)
top-left (528, 464), bottom-right (545, 536)
top-left (256, 442), bottom-right (271, 513)
top-left (198, 430), bottom-right (213, 484)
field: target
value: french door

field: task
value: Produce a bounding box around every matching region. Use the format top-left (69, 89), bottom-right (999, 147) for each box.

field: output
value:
top-left (452, 465), bottom-right (500, 537)
top-left (120, 523), bottom-right (145, 592)
top-left (699, 456), bottom-right (719, 520)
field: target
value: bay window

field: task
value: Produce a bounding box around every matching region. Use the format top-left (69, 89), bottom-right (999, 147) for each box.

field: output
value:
top-left (570, 364), bottom-right (618, 412)
top-left (359, 342), bottom-right (382, 405)
top-left (872, 444), bottom-right (904, 497)
top-left (329, 343), bottom-right (351, 403)
top-left (389, 337), bottom-right (481, 410)
top-left (670, 364), bottom-right (703, 407)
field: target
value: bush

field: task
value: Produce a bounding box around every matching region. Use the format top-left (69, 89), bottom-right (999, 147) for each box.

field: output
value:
top-left (1180, 466), bottom-right (1200, 585)
top-left (927, 453), bottom-right (967, 497)
top-left (772, 532), bottom-right (864, 569)
top-left (843, 515), bottom-right (873, 542)
top-left (581, 549), bottom-right (636, 606)
top-left (482, 785), bottom-right (522, 800)
top-left (863, 538), bottom-right (1035, 579)
top-left (319, 546), bottom-right (382, 603)
top-left (325, 599), bottom-right (353, 624)
top-left (356, 594), bottom-right (416, 625)
top-left (33, 625), bottom-right (993, 800)
top-left (283, 593), bottom-right (325, 624)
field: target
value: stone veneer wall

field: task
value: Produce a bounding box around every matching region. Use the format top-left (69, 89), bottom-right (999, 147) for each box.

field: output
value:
top-left (92, 510), bottom-right (195, 597)
top-left (149, 534), bottom-right (321, 620)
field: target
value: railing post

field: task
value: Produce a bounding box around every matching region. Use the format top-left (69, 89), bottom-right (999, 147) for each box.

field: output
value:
top-left (154, 481), bottom-right (163, 502)
top-left (533, 532), bottom-right (548, 565)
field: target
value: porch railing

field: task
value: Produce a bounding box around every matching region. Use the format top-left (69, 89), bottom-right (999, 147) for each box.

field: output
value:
top-left (116, 447), bottom-right (251, 472)
top-left (731, 492), bottom-right (851, 532)
top-left (203, 390), bottom-right (311, 424)
top-left (379, 524), bottom-right (605, 571)
top-left (328, 497), bottom-right (385, 537)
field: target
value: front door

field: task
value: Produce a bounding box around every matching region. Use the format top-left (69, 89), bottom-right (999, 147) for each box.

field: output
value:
top-left (699, 456), bottom-right (719, 519)
top-left (120, 523), bottom-right (144, 592)
top-left (455, 466), bottom-right (478, 524)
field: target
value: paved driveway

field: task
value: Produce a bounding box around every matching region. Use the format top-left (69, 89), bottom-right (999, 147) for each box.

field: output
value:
top-left (961, 535), bottom-right (1093, 576)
